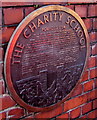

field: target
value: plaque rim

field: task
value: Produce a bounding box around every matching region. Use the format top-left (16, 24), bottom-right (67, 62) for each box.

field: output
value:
top-left (4, 5), bottom-right (89, 112)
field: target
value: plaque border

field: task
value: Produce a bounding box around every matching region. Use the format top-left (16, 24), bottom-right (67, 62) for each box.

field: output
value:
top-left (4, 5), bottom-right (89, 112)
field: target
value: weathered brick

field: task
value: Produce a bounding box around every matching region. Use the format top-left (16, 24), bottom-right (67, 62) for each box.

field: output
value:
top-left (8, 107), bottom-right (25, 119)
top-left (24, 7), bottom-right (35, 17)
top-left (35, 105), bottom-right (63, 119)
top-left (0, 79), bottom-right (5, 95)
top-left (93, 18), bottom-right (97, 29)
top-left (96, 32), bottom-right (97, 40)
top-left (82, 102), bottom-right (92, 114)
top-left (80, 114), bottom-right (87, 118)
top-left (88, 5), bottom-right (97, 17)
top-left (3, 8), bottom-right (23, 25)
top-left (2, 2), bottom-right (34, 7)
top-left (57, 112), bottom-right (69, 118)
top-left (72, 84), bottom-right (82, 97)
top-left (83, 18), bottom-right (92, 30)
top-left (92, 44), bottom-right (97, 55)
top-left (2, 27), bottom-right (16, 43)
top-left (21, 115), bottom-right (34, 120)
top-left (83, 80), bottom-right (94, 92)
top-left (87, 109), bottom-right (97, 118)
top-left (90, 68), bottom-right (97, 79)
top-left (0, 8), bottom-right (2, 26)
top-left (81, 70), bottom-right (89, 82)
top-left (0, 94), bottom-right (16, 110)
top-left (0, 47), bottom-right (3, 61)
top-left (64, 94), bottom-right (88, 112)
top-left (0, 27), bottom-right (2, 43)
top-left (87, 89), bottom-right (97, 102)
top-left (70, 107), bottom-right (81, 119)
top-left (0, 111), bottom-right (6, 119)
top-left (88, 56), bottom-right (97, 68)
top-left (66, 5), bottom-right (74, 10)
top-left (0, 63), bottom-right (3, 80)
top-left (89, 32), bottom-right (97, 43)
top-left (93, 99), bottom-right (97, 109)
top-left (64, 89), bottom-right (97, 112)
top-left (95, 78), bottom-right (97, 88)
top-left (75, 5), bottom-right (87, 17)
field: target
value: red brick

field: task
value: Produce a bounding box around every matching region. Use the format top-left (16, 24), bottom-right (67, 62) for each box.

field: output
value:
top-left (0, 27), bottom-right (1, 42)
top-left (4, 8), bottom-right (23, 25)
top-left (0, 79), bottom-right (5, 95)
top-left (66, 5), bottom-right (74, 10)
top-left (87, 89), bottom-right (97, 102)
top-left (2, 2), bottom-right (34, 7)
top-left (90, 68), bottom-right (97, 79)
top-left (64, 94), bottom-right (88, 112)
top-left (83, 80), bottom-right (94, 92)
top-left (64, 89), bottom-right (97, 112)
top-left (0, 112), bottom-right (6, 119)
top-left (95, 78), bottom-right (97, 88)
top-left (72, 84), bottom-right (82, 97)
top-left (75, 5), bottom-right (87, 17)
top-left (88, 56), bottom-right (97, 68)
top-left (92, 44), bottom-right (97, 55)
top-left (93, 99), bottom-right (97, 109)
top-left (22, 115), bottom-right (34, 120)
top-left (25, 7), bottom-right (35, 16)
top-left (0, 8), bottom-right (2, 26)
top-left (89, 32), bottom-right (97, 43)
top-left (80, 114), bottom-right (87, 118)
top-left (93, 18), bottom-right (97, 29)
top-left (81, 70), bottom-right (89, 82)
top-left (57, 113), bottom-right (69, 118)
top-left (8, 107), bottom-right (25, 119)
top-left (35, 105), bottom-right (63, 119)
top-left (87, 109), bottom-right (97, 118)
top-left (0, 63), bottom-right (3, 80)
top-left (2, 27), bottom-right (16, 43)
top-left (0, 47), bottom-right (3, 61)
top-left (82, 102), bottom-right (92, 114)
top-left (83, 18), bottom-right (92, 30)
top-left (22, 115), bottom-right (35, 120)
top-left (0, 94), bottom-right (16, 110)
top-left (88, 5), bottom-right (97, 17)
top-left (70, 107), bottom-right (81, 119)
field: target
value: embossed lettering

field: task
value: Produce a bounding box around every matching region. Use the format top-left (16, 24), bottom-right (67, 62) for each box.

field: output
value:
top-left (59, 13), bottom-right (63, 21)
top-left (38, 19), bottom-right (44, 27)
top-left (77, 30), bottom-right (83, 38)
top-left (12, 57), bottom-right (20, 64)
top-left (65, 16), bottom-right (71, 24)
top-left (29, 22), bottom-right (37, 32)
top-left (44, 14), bottom-right (49, 23)
top-left (79, 38), bottom-right (85, 46)
top-left (70, 20), bottom-right (76, 28)
top-left (23, 28), bottom-right (31, 39)
top-left (12, 43), bottom-right (24, 64)
top-left (49, 13), bottom-right (52, 21)
top-left (14, 50), bottom-right (22, 58)
top-left (16, 42), bottom-right (25, 49)
top-left (74, 23), bottom-right (80, 33)
top-left (53, 12), bottom-right (58, 21)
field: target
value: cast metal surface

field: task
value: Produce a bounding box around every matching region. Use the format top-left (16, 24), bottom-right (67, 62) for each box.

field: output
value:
top-left (4, 5), bottom-right (89, 111)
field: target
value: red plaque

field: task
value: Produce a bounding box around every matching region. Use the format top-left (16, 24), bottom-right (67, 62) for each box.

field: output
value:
top-left (4, 5), bottom-right (89, 111)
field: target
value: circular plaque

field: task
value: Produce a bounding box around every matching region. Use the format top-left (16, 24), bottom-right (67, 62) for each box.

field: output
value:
top-left (4, 5), bottom-right (89, 111)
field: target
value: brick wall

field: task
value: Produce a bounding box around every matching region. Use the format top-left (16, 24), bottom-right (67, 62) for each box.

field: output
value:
top-left (0, 2), bottom-right (97, 119)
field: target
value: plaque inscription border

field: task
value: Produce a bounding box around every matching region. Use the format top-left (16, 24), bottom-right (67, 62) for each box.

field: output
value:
top-left (4, 5), bottom-right (89, 112)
